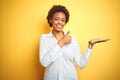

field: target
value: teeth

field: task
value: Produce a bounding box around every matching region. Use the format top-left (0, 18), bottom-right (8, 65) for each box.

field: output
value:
top-left (57, 25), bottom-right (61, 28)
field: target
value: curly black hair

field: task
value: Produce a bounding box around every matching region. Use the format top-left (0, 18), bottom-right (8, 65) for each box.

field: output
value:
top-left (46, 5), bottom-right (70, 27)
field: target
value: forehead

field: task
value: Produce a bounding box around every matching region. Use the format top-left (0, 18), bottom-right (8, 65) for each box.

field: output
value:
top-left (53, 12), bottom-right (66, 18)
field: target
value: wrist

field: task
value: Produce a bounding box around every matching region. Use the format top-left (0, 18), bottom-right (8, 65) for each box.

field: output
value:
top-left (88, 41), bottom-right (94, 49)
top-left (88, 44), bottom-right (93, 49)
top-left (58, 40), bottom-right (64, 48)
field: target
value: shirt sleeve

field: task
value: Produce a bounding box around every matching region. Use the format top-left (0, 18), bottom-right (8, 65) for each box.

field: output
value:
top-left (73, 37), bottom-right (92, 69)
top-left (39, 36), bottom-right (61, 67)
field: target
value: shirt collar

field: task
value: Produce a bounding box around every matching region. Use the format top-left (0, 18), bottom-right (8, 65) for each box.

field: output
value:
top-left (48, 31), bottom-right (54, 37)
top-left (48, 31), bottom-right (66, 37)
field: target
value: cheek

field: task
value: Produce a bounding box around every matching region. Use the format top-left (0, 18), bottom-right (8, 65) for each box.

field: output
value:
top-left (62, 22), bottom-right (66, 26)
top-left (52, 20), bottom-right (57, 25)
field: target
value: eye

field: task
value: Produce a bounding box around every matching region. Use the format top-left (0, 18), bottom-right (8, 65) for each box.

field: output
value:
top-left (54, 18), bottom-right (59, 21)
top-left (62, 19), bottom-right (65, 22)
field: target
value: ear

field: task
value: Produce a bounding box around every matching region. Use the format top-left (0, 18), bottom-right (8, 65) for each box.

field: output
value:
top-left (49, 19), bottom-right (52, 23)
top-left (49, 19), bottom-right (53, 27)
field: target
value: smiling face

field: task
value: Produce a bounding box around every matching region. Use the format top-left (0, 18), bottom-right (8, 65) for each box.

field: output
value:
top-left (50, 12), bottom-right (66, 32)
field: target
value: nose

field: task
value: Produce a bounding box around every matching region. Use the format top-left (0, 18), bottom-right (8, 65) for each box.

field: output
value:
top-left (58, 20), bottom-right (61, 24)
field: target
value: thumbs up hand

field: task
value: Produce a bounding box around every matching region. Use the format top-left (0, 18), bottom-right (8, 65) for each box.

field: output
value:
top-left (63, 31), bottom-right (71, 44)
top-left (66, 31), bottom-right (70, 35)
top-left (58, 31), bottom-right (71, 47)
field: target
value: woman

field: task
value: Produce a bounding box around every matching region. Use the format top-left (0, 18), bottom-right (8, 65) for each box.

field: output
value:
top-left (39, 5), bottom-right (109, 80)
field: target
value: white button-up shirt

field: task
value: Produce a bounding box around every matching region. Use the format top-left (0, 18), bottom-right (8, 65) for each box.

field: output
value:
top-left (39, 31), bottom-right (92, 80)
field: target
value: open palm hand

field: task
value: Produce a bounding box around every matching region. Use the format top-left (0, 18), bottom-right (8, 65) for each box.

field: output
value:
top-left (89, 38), bottom-right (110, 45)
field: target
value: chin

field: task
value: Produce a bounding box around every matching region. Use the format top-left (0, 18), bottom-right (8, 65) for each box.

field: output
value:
top-left (56, 29), bottom-right (62, 32)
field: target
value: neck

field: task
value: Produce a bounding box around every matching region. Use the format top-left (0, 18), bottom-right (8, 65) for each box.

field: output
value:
top-left (52, 30), bottom-right (63, 35)
top-left (52, 30), bottom-right (64, 41)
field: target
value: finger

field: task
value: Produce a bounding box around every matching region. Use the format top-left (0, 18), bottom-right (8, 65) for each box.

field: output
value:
top-left (97, 38), bottom-right (110, 41)
top-left (66, 31), bottom-right (70, 35)
top-left (101, 39), bottom-right (110, 41)
top-left (98, 39), bottom-right (110, 43)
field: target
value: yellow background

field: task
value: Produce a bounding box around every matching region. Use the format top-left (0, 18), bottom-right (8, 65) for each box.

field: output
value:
top-left (0, 0), bottom-right (120, 80)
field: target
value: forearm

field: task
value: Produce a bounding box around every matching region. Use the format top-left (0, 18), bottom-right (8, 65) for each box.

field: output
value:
top-left (75, 47), bottom-right (92, 69)
top-left (40, 44), bottom-right (61, 67)
top-left (79, 48), bottom-right (92, 68)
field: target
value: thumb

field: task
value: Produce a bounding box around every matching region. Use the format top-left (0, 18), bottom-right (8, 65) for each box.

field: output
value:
top-left (66, 31), bottom-right (70, 35)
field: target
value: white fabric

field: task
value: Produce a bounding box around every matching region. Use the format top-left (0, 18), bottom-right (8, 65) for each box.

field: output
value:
top-left (39, 31), bottom-right (92, 80)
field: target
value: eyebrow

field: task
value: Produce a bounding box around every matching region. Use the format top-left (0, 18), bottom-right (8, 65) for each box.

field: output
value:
top-left (54, 17), bottom-right (65, 19)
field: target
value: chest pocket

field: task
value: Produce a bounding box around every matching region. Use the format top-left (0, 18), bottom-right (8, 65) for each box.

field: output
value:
top-left (61, 44), bottom-right (74, 61)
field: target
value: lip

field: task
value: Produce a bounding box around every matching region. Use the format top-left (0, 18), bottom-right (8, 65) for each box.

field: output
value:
top-left (56, 25), bottom-right (62, 28)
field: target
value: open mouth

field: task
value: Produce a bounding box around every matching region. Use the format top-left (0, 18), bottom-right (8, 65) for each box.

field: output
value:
top-left (56, 25), bottom-right (62, 28)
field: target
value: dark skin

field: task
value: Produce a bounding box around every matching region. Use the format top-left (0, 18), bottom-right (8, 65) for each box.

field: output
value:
top-left (50, 12), bottom-right (110, 49)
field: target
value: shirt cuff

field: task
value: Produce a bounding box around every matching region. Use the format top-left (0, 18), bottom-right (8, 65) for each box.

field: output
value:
top-left (86, 48), bottom-right (92, 56)
top-left (87, 48), bottom-right (92, 52)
